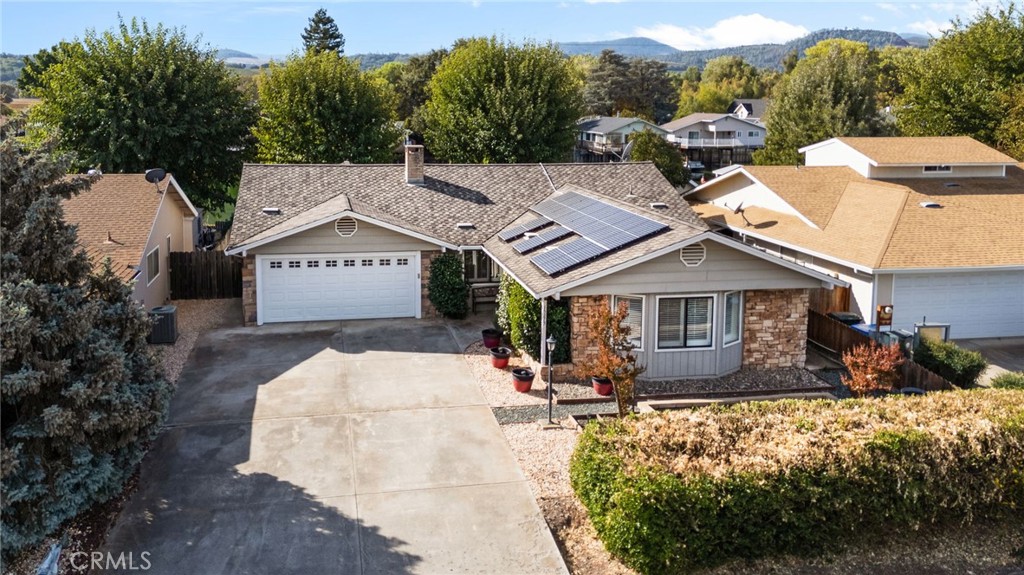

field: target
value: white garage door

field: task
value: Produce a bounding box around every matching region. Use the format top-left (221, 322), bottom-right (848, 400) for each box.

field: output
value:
top-left (258, 253), bottom-right (419, 323)
top-left (892, 271), bottom-right (1024, 338)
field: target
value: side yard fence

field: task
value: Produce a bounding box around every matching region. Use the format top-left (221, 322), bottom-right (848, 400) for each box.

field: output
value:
top-left (807, 310), bottom-right (955, 392)
top-left (169, 251), bottom-right (242, 299)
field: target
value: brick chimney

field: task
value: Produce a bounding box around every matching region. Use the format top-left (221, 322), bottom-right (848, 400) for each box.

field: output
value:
top-left (405, 145), bottom-right (424, 185)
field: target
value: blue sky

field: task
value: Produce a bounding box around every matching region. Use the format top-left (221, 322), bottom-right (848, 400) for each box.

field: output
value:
top-left (1, 1), bottom-right (988, 57)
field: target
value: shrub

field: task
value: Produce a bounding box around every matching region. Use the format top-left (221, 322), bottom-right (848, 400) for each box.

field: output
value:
top-left (573, 299), bottom-right (645, 417)
top-left (914, 338), bottom-right (987, 387)
top-left (991, 371), bottom-right (1024, 390)
top-left (570, 391), bottom-right (1024, 574)
top-left (841, 342), bottom-right (904, 396)
top-left (496, 272), bottom-right (570, 363)
top-left (427, 252), bottom-right (469, 319)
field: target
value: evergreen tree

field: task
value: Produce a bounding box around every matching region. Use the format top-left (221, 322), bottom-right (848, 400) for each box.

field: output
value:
top-left (629, 129), bottom-right (689, 187)
top-left (302, 8), bottom-right (345, 55)
top-left (583, 49), bottom-right (630, 117)
top-left (0, 139), bottom-right (172, 558)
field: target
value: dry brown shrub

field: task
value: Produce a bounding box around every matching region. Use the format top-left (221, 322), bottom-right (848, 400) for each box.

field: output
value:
top-left (841, 342), bottom-right (905, 397)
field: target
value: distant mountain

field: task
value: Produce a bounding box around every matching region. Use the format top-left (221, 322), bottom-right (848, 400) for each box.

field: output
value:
top-left (216, 48), bottom-right (257, 60)
top-left (558, 37), bottom-right (680, 58)
top-left (899, 33), bottom-right (932, 48)
top-left (350, 53), bottom-right (412, 71)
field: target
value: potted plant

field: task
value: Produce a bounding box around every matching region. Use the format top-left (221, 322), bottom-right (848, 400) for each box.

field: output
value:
top-left (490, 346), bottom-right (512, 369)
top-left (482, 328), bottom-right (503, 349)
top-left (591, 376), bottom-right (614, 396)
top-left (511, 367), bottom-right (535, 393)
top-left (574, 300), bottom-right (645, 417)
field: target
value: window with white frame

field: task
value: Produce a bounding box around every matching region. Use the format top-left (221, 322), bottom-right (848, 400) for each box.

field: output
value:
top-left (657, 296), bottom-right (714, 349)
top-left (748, 130), bottom-right (760, 137)
top-left (923, 165), bottom-right (952, 173)
top-left (146, 247), bottom-right (160, 285)
top-left (723, 291), bottom-right (742, 346)
top-left (464, 250), bottom-right (499, 283)
top-left (613, 295), bottom-right (644, 350)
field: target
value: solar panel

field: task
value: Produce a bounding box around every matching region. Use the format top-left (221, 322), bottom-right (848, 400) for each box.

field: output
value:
top-left (527, 191), bottom-right (669, 276)
top-left (497, 216), bottom-right (551, 242)
top-left (512, 226), bottom-right (571, 254)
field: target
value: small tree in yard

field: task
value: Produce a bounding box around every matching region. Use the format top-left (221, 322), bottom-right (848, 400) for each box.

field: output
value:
top-left (841, 343), bottom-right (905, 397)
top-left (1, 139), bottom-right (172, 558)
top-left (427, 252), bottom-right (469, 319)
top-left (575, 300), bottom-right (645, 417)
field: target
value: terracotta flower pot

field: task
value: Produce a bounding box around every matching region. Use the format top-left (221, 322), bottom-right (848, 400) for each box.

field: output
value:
top-left (592, 376), bottom-right (614, 396)
top-left (482, 328), bottom-right (503, 349)
top-left (512, 368), bottom-right (535, 393)
top-left (490, 346), bottom-right (512, 369)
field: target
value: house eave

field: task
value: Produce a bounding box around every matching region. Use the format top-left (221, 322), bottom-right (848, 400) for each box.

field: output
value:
top-left (876, 264), bottom-right (1024, 274)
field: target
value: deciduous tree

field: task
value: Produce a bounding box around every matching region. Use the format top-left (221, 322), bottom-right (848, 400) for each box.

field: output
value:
top-left (629, 129), bottom-right (689, 187)
top-left (755, 39), bottom-right (889, 165)
top-left (1, 139), bottom-right (172, 557)
top-left (253, 51), bottom-right (400, 164)
top-left (27, 19), bottom-right (255, 210)
top-left (301, 8), bottom-right (345, 55)
top-left (423, 37), bottom-right (582, 163)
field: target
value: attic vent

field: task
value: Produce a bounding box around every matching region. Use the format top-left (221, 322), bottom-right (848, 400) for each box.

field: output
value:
top-left (680, 242), bottom-right (706, 267)
top-left (456, 222), bottom-right (475, 230)
top-left (262, 207), bottom-right (281, 215)
top-left (919, 201), bottom-right (942, 209)
top-left (650, 202), bottom-right (668, 209)
top-left (944, 182), bottom-right (961, 188)
top-left (335, 216), bottom-right (358, 237)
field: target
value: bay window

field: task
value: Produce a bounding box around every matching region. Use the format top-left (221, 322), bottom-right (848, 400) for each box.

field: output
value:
top-left (724, 291), bottom-right (742, 345)
top-left (612, 295), bottom-right (644, 350)
top-left (657, 295), bottom-right (714, 349)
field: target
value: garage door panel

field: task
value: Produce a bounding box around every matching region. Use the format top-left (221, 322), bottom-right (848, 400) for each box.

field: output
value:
top-left (260, 253), bottom-right (419, 323)
top-left (893, 271), bottom-right (1024, 338)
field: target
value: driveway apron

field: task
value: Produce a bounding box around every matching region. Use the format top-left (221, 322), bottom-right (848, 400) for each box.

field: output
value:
top-left (102, 319), bottom-right (567, 575)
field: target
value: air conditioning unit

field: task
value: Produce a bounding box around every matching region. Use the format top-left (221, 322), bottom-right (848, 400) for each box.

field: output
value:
top-left (148, 305), bottom-right (178, 344)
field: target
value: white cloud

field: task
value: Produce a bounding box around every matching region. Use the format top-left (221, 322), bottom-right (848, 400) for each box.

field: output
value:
top-left (634, 14), bottom-right (809, 51)
top-left (907, 18), bottom-right (954, 35)
top-left (861, 15), bottom-right (877, 22)
top-left (876, 3), bottom-right (902, 13)
top-left (927, 3), bottom-right (958, 12)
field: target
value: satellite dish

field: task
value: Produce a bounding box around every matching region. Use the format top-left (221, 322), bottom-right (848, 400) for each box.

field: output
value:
top-left (733, 201), bottom-right (745, 215)
top-left (145, 168), bottom-right (167, 184)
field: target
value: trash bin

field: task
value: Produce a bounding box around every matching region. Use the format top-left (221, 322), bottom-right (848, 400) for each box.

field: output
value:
top-left (827, 311), bottom-right (863, 326)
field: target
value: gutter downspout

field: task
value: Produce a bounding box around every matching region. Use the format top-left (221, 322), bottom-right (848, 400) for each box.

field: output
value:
top-left (539, 297), bottom-right (548, 372)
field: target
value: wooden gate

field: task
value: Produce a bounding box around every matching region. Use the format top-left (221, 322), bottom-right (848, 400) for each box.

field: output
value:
top-left (808, 285), bottom-right (851, 314)
top-left (169, 251), bottom-right (242, 299)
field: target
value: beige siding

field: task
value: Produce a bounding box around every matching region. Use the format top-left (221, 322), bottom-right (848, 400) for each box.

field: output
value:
top-left (563, 240), bottom-right (821, 297)
top-left (133, 192), bottom-right (190, 307)
top-left (868, 165), bottom-right (1005, 179)
top-left (250, 219), bottom-right (437, 255)
top-left (804, 142), bottom-right (872, 176)
top-left (699, 179), bottom-right (807, 221)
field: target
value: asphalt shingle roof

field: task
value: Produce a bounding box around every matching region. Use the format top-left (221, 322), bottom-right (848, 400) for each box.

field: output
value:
top-left (834, 136), bottom-right (1019, 165)
top-left (577, 116), bottom-right (665, 135)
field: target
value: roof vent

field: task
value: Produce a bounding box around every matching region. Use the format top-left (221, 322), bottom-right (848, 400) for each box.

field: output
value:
top-left (456, 222), bottom-right (475, 230)
top-left (262, 207), bottom-right (282, 215)
top-left (919, 201), bottom-right (942, 209)
top-left (335, 216), bottom-right (358, 237)
top-left (680, 242), bottom-right (706, 267)
top-left (650, 202), bottom-right (668, 209)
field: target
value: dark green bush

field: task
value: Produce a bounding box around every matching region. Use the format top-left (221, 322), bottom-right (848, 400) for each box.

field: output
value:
top-left (570, 391), bottom-right (1024, 574)
top-left (913, 338), bottom-right (988, 387)
top-left (496, 272), bottom-right (570, 363)
top-left (427, 252), bottom-right (469, 319)
top-left (991, 371), bottom-right (1024, 390)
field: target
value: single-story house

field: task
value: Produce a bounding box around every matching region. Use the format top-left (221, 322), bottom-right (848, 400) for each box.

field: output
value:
top-left (575, 116), bottom-right (668, 163)
top-left (661, 113), bottom-right (766, 169)
top-left (63, 173), bottom-right (200, 307)
top-left (226, 146), bottom-right (845, 379)
top-left (686, 136), bottom-right (1024, 339)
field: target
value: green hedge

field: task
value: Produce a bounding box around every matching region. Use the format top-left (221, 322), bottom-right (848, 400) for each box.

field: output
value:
top-left (427, 252), bottom-right (469, 319)
top-left (991, 371), bottom-right (1024, 390)
top-left (496, 272), bottom-right (570, 363)
top-left (913, 338), bottom-right (987, 387)
top-left (570, 391), bottom-right (1024, 574)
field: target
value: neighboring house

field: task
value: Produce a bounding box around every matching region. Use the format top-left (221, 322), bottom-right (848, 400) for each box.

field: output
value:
top-left (226, 145), bottom-right (844, 379)
top-left (686, 136), bottom-right (1024, 339)
top-left (63, 173), bottom-right (200, 308)
top-left (727, 99), bottom-right (768, 121)
top-left (575, 116), bottom-right (668, 163)
top-left (661, 113), bottom-right (766, 170)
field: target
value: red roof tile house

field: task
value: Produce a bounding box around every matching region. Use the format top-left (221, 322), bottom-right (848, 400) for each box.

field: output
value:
top-left (62, 173), bottom-right (200, 308)
top-left (225, 146), bottom-right (845, 380)
top-left (687, 137), bottom-right (1024, 339)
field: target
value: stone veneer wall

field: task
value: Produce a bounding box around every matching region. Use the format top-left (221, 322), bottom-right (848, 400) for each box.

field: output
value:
top-left (743, 289), bottom-right (809, 369)
top-left (419, 250), bottom-right (442, 319)
top-left (569, 295), bottom-right (609, 375)
top-left (242, 254), bottom-right (257, 326)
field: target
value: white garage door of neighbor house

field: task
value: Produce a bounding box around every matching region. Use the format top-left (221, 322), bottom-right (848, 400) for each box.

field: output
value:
top-left (892, 271), bottom-right (1024, 339)
top-left (259, 253), bottom-right (419, 323)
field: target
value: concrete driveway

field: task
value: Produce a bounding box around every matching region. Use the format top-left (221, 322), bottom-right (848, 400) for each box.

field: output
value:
top-left (955, 337), bottom-right (1024, 385)
top-left (103, 319), bottom-right (567, 575)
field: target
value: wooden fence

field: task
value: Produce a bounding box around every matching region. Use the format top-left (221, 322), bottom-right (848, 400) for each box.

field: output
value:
top-left (169, 251), bottom-right (242, 299)
top-left (808, 285), bottom-right (851, 314)
top-left (807, 309), bottom-right (955, 392)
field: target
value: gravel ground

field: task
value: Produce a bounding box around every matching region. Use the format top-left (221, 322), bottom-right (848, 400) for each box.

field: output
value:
top-left (637, 367), bottom-right (829, 395)
top-left (814, 368), bottom-right (854, 399)
top-left (492, 404), bottom-right (616, 424)
top-left (150, 298), bottom-right (241, 384)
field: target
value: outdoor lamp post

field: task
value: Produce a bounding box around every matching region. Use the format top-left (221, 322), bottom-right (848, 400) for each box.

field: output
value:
top-left (546, 335), bottom-right (556, 426)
